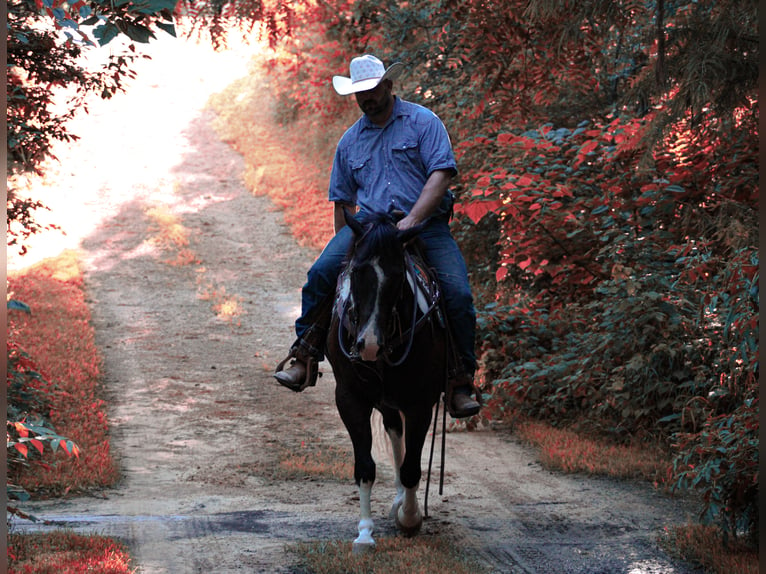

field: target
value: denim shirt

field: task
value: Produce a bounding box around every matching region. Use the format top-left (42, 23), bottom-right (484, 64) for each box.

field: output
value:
top-left (328, 97), bottom-right (458, 219)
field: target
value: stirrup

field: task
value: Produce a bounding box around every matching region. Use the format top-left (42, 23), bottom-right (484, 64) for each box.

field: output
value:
top-left (274, 348), bottom-right (320, 392)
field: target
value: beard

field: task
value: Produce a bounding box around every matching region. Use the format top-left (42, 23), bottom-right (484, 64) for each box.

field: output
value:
top-left (360, 99), bottom-right (386, 116)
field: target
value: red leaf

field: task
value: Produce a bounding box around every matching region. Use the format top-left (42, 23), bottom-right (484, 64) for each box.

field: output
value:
top-left (14, 443), bottom-right (28, 458)
top-left (457, 200), bottom-right (502, 224)
top-left (14, 423), bottom-right (28, 438)
top-left (496, 266), bottom-right (508, 281)
top-left (30, 439), bottom-right (44, 455)
top-left (579, 140), bottom-right (598, 154)
top-left (517, 175), bottom-right (534, 187)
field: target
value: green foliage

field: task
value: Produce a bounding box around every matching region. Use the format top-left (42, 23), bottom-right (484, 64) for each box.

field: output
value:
top-left (245, 0), bottom-right (758, 543)
top-left (672, 398), bottom-right (759, 546)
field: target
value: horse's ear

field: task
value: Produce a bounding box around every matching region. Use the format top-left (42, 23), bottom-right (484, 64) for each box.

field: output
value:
top-left (344, 209), bottom-right (364, 236)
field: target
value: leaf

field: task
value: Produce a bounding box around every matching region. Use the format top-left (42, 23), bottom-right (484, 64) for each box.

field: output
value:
top-left (591, 205), bottom-right (609, 215)
top-left (457, 199), bottom-right (502, 224)
top-left (139, 0), bottom-right (178, 12)
top-left (93, 22), bottom-right (120, 46)
top-left (496, 266), bottom-right (508, 281)
top-left (120, 21), bottom-right (156, 43)
top-left (516, 174), bottom-right (534, 187)
top-left (7, 299), bottom-right (31, 313)
top-left (156, 22), bottom-right (176, 37)
top-left (30, 439), bottom-right (44, 455)
top-left (14, 443), bottom-right (28, 458)
top-left (579, 140), bottom-right (598, 154)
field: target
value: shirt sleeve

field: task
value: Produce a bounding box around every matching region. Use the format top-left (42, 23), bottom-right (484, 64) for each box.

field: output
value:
top-left (328, 138), bottom-right (357, 205)
top-left (418, 111), bottom-right (458, 178)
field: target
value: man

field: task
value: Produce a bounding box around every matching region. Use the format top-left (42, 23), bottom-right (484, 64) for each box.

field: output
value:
top-left (274, 54), bottom-right (480, 418)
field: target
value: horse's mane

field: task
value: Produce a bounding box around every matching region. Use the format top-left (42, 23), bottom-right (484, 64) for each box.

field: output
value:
top-left (352, 214), bottom-right (401, 263)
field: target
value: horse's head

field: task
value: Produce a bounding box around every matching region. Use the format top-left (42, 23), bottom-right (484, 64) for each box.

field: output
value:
top-left (342, 210), bottom-right (422, 362)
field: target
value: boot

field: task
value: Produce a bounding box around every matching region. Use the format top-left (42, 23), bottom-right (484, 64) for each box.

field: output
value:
top-left (274, 344), bottom-right (320, 392)
top-left (446, 372), bottom-right (481, 418)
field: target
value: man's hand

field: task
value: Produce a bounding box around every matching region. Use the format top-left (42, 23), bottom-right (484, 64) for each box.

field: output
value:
top-left (398, 169), bottom-right (453, 230)
top-left (396, 213), bottom-right (421, 231)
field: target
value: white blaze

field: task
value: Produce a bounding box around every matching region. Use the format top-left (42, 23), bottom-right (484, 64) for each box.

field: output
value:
top-left (358, 258), bottom-right (384, 361)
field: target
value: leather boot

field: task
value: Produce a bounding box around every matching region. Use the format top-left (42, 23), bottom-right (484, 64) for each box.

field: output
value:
top-left (446, 373), bottom-right (481, 418)
top-left (274, 344), bottom-right (319, 392)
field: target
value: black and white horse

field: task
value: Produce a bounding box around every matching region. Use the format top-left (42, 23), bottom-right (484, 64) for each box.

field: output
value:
top-left (326, 211), bottom-right (447, 553)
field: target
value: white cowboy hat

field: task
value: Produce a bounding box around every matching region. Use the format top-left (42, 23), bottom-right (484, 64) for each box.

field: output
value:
top-left (332, 54), bottom-right (405, 96)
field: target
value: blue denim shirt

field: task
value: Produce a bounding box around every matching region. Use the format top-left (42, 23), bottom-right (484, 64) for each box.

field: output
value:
top-left (328, 97), bottom-right (458, 218)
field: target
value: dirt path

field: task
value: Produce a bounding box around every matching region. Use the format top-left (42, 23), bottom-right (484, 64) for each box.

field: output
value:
top-left (10, 36), bottom-right (702, 574)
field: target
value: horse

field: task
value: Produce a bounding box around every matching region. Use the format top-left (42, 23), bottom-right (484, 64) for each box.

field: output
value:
top-left (325, 210), bottom-right (448, 554)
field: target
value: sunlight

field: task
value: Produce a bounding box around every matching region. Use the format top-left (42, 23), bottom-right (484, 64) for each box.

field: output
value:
top-left (626, 560), bottom-right (675, 574)
top-left (8, 31), bottom-right (264, 274)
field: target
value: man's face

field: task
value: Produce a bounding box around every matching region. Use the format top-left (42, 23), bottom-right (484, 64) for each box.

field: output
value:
top-left (355, 80), bottom-right (393, 121)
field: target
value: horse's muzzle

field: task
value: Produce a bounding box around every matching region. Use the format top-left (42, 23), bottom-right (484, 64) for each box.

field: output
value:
top-left (356, 337), bottom-right (380, 362)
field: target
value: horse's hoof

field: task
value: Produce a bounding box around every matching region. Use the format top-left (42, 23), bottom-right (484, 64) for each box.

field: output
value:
top-left (352, 540), bottom-right (376, 555)
top-left (395, 509), bottom-right (422, 537)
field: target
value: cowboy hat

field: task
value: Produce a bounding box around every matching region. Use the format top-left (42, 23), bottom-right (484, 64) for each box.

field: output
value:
top-left (332, 54), bottom-right (405, 96)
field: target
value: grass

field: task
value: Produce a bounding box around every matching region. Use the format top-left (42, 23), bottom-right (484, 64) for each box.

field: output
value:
top-left (7, 250), bottom-right (120, 495)
top-left (274, 438), bottom-right (354, 482)
top-left (206, 58), bottom-right (349, 252)
top-left (8, 251), bottom-right (132, 574)
top-left (145, 204), bottom-right (198, 267)
top-left (511, 416), bottom-right (759, 573)
top-left (512, 418), bottom-right (672, 487)
top-left (7, 531), bottom-right (134, 574)
top-left (287, 536), bottom-right (489, 574)
top-left (660, 523), bottom-right (759, 574)
top-left (146, 199), bottom-right (245, 324)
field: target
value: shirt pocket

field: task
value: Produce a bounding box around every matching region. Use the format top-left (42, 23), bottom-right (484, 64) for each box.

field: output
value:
top-left (349, 153), bottom-right (371, 188)
top-left (391, 134), bottom-right (423, 172)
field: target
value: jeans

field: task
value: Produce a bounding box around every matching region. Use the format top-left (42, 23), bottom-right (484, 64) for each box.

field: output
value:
top-left (295, 214), bottom-right (477, 374)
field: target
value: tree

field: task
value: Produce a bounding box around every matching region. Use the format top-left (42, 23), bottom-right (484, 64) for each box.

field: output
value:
top-left (250, 0), bottom-right (759, 542)
top-left (6, 0), bottom-right (178, 253)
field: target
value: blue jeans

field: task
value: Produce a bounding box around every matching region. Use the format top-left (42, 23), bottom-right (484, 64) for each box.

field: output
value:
top-left (295, 214), bottom-right (477, 374)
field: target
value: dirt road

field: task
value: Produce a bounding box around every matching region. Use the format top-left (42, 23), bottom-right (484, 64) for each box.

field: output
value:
top-left (10, 36), bottom-right (702, 574)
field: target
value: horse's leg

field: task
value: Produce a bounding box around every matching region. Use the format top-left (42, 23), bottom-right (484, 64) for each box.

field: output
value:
top-left (380, 408), bottom-right (405, 518)
top-left (336, 386), bottom-right (376, 553)
top-left (395, 409), bottom-right (433, 536)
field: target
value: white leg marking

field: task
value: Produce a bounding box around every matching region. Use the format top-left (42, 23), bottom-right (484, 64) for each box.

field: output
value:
top-left (387, 423), bottom-right (406, 518)
top-left (353, 480), bottom-right (375, 553)
top-left (396, 485), bottom-right (422, 534)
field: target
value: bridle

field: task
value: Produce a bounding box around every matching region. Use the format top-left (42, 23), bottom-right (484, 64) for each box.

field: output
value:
top-left (336, 251), bottom-right (441, 367)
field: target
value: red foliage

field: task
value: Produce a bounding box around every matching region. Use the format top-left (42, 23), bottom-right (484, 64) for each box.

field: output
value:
top-left (7, 252), bottom-right (119, 495)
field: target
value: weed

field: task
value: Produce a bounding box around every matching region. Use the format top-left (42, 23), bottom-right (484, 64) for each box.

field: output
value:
top-left (659, 523), bottom-right (758, 574)
top-left (275, 440), bottom-right (354, 482)
top-left (207, 60), bottom-right (342, 251)
top-left (7, 251), bottom-right (119, 495)
top-left (8, 531), bottom-right (134, 574)
top-left (513, 418), bottom-right (672, 486)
